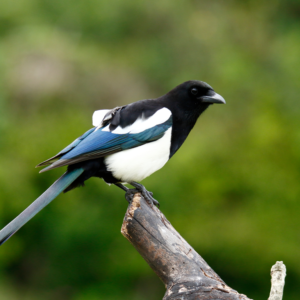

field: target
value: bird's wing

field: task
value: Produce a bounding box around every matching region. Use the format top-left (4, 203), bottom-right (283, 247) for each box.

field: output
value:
top-left (38, 107), bottom-right (172, 172)
top-left (37, 107), bottom-right (124, 167)
top-left (36, 127), bottom-right (97, 167)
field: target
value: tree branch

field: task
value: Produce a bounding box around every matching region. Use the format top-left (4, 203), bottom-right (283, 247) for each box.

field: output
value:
top-left (121, 193), bottom-right (252, 299)
top-left (268, 261), bottom-right (286, 300)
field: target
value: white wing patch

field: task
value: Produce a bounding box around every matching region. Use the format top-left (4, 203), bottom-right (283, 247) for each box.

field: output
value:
top-left (92, 109), bottom-right (110, 127)
top-left (102, 107), bottom-right (171, 134)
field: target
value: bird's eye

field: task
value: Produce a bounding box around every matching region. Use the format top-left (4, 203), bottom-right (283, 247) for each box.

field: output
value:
top-left (191, 88), bottom-right (198, 95)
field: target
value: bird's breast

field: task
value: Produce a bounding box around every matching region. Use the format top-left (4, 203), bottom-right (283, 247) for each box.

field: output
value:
top-left (104, 128), bottom-right (172, 183)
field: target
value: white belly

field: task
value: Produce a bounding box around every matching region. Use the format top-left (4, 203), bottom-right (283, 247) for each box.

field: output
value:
top-left (104, 128), bottom-right (172, 182)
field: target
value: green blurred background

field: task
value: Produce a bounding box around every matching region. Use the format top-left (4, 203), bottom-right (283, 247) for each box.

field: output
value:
top-left (0, 0), bottom-right (300, 299)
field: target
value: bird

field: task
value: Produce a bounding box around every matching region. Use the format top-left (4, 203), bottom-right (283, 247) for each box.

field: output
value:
top-left (0, 80), bottom-right (225, 245)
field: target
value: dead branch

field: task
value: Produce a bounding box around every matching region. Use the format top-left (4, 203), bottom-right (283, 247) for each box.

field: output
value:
top-left (268, 261), bottom-right (286, 300)
top-left (121, 193), bottom-right (252, 300)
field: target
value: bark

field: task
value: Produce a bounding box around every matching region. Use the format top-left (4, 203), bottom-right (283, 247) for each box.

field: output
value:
top-left (268, 261), bottom-right (286, 300)
top-left (121, 193), bottom-right (252, 300)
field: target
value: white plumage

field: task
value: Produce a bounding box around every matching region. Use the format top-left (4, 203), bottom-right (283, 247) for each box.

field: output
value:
top-left (104, 128), bottom-right (172, 182)
top-left (92, 107), bottom-right (173, 183)
top-left (92, 109), bottom-right (110, 127)
top-left (101, 108), bottom-right (172, 134)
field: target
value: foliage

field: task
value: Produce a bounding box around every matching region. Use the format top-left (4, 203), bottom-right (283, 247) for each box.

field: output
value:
top-left (0, 1), bottom-right (300, 299)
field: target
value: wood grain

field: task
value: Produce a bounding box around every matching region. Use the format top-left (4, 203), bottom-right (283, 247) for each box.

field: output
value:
top-left (121, 193), bottom-right (252, 300)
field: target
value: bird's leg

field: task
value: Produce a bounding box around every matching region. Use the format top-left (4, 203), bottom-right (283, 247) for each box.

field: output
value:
top-left (129, 181), bottom-right (160, 208)
top-left (115, 183), bottom-right (128, 192)
top-left (114, 183), bottom-right (138, 204)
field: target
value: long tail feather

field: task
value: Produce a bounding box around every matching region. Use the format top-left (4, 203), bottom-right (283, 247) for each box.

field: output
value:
top-left (0, 168), bottom-right (84, 246)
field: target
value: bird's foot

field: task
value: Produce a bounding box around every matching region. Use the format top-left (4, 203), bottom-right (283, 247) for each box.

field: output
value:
top-left (124, 188), bottom-right (139, 204)
top-left (129, 182), bottom-right (160, 208)
top-left (115, 183), bottom-right (135, 204)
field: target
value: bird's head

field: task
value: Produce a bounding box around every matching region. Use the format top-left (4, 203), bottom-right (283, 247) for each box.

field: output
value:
top-left (173, 80), bottom-right (225, 104)
top-left (163, 80), bottom-right (225, 117)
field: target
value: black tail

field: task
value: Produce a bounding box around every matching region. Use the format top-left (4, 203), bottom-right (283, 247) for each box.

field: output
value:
top-left (0, 168), bottom-right (84, 246)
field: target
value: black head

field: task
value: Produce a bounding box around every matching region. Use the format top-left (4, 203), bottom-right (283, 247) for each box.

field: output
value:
top-left (165, 80), bottom-right (225, 112)
top-left (159, 81), bottom-right (225, 158)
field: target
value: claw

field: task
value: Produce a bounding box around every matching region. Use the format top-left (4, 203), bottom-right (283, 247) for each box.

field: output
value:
top-left (116, 182), bottom-right (160, 207)
top-left (129, 181), bottom-right (160, 208)
top-left (152, 199), bottom-right (160, 208)
top-left (125, 189), bottom-right (138, 203)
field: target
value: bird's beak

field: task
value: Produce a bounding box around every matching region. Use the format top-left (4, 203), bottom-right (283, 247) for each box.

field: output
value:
top-left (200, 92), bottom-right (226, 104)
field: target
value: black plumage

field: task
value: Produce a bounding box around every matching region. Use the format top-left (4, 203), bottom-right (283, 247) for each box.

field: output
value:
top-left (0, 80), bottom-right (225, 245)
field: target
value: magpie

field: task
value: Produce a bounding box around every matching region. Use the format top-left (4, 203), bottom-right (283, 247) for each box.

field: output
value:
top-left (0, 80), bottom-right (225, 245)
